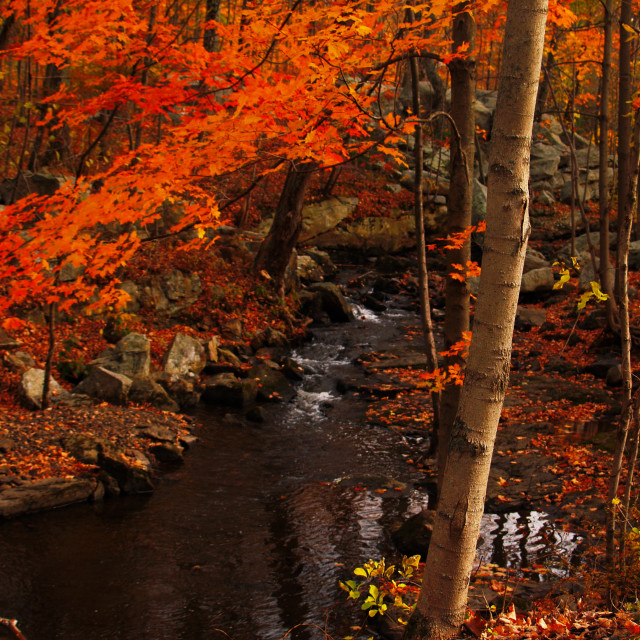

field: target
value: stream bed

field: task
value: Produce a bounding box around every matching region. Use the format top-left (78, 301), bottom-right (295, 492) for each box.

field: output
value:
top-left (0, 303), bottom-right (580, 640)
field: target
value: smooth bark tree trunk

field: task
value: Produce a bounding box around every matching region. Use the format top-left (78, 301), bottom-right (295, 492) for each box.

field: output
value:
top-left (254, 162), bottom-right (314, 297)
top-left (439, 1), bottom-right (475, 491)
top-left (403, 1), bottom-right (548, 638)
top-left (618, 0), bottom-right (633, 241)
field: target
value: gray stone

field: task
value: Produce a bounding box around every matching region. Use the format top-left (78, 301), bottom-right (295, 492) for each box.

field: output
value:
top-left (474, 100), bottom-right (493, 132)
top-left (158, 376), bottom-right (200, 410)
top-left (308, 283), bottom-right (354, 322)
top-left (558, 232), bottom-right (613, 264)
top-left (520, 267), bottom-right (554, 294)
top-left (92, 332), bottom-right (151, 378)
top-left (118, 280), bottom-right (141, 312)
top-left (560, 180), bottom-right (596, 204)
top-left (74, 367), bottom-right (132, 406)
top-left (99, 447), bottom-right (154, 493)
top-left (0, 478), bottom-right (97, 517)
top-left (291, 197), bottom-right (359, 242)
top-left (217, 348), bottom-right (242, 367)
top-left (201, 373), bottom-right (258, 408)
top-left (534, 190), bottom-right (556, 206)
top-left (524, 247), bottom-right (550, 273)
top-left (163, 333), bottom-right (206, 376)
top-left (629, 240), bottom-right (640, 270)
top-left (305, 249), bottom-right (337, 278)
top-left (20, 368), bottom-right (71, 410)
top-left (138, 270), bottom-right (202, 315)
top-left (128, 377), bottom-right (179, 412)
top-left (3, 350), bottom-right (35, 374)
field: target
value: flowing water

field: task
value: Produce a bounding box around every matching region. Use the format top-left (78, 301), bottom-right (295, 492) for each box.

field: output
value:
top-left (0, 303), bottom-right (581, 640)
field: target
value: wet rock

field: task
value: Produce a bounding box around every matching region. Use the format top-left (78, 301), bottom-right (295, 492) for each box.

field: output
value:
top-left (391, 509), bottom-right (435, 559)
top-left (308, 283), bottom-right (354, 322)
top-left (361, 293), bottom-right (387, 312)
top-left (20, 368), bottom-right (72, 410)
top-left (92, 332), bottom-right (151, 378)
top-left (0, 478), bottom-right (98, 518)
top-left (128, 377), bottom-right (179, 412)
top-left (281, 357), bottom-right (305, 382)
top-left (201, 373), bottom-right (258, 408)
top-left (74, 367), bottom-right (132, 406)
top-left (248, 363), bottom-right (293, 402)
top-left (163, 332), bottom-right (206, 376)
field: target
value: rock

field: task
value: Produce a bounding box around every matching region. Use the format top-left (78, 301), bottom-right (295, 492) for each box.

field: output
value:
top-left (281, 357), bottom-right (305, 381)
top-left (99, 446), bottom-right (154, 493)
top-left (308, 283), bottom-right (354, 322)
top-left (74, 367), bottom-right (132, 405)
top-left (628, 240), bottom-right (640, 270)
top-left (201, 373), bottom-right (258, 408)
top-left (138, 269), bottom-right (202, 316)
top-left (529, 147), bottom-right (561, 182)
top-left (361, 293), bottom-right (387, 312)
top-left (118, 280), bottom-right (141, 312)
top-left (128, 377), bottom-right (179, 412)
top-left (474, 99), bottom-right (493, 132)
top-left (62, 434), bottom-right (108, 465)
top-left (162, 332), bottom-right (206, 376)
top-left (0, 327), bottom-right (20, 350)
top-left (560, 180), bottom-right (596, 204)
top-left (0, 478), bottom-right (98, 517)
top-left (158, 376), bottom-right (200, 410)
top-left (578, 308), bottom-right (607, 330)
top-left (3, 350), bottom-right (35, 373)
top-left (92, 333), bottom-right (151, 378)
top-left (148, 443), bottom-right (184, 464)
top-left (516, 306), bottom-right (547, 330)
top-left (520, 267), bottom-right (554, 294)
top-left (250, 326), bottom-right (289, 352)
top-left (221, 319), bottom-right (243, 340)
top-left (524, 247), bottom-right (550, 273)
top-left (206, 336), bottom-right (220, 362)
top-left (296, 254), bottom-right (324, 283)
top-left (217, 348), bottom-right (242, 367)
top-left (305, 249), bottom-right (337, 278)
top-left (0, 171), bottom-right (66, 204)
top-left (246, 406), bottom-right (265, 423)
top-left (0, 438), bottom-right (15, 453)
top-left (312, 213), bottom-right (419, 254)
top-left (584, 354), bottom-right (620, 379)
top-left (391, 509), bottom-right (435, 559)
top-left (606, 364), bottom-right (623, 387)
top-left (534, 189), bottom-right (556, 206)
top-left (297, 197), bottom-right (359, 242)
top-left (248, 363), bottom-right (294, 402)
top-left (20, 368), bottom-right (71, 410)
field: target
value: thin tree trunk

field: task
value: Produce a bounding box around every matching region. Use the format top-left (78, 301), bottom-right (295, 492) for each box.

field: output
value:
top-left (403, 1), bottom-right (548, 637)
top-left (439, 1), bottom-right (475, 490)
top-left (618, 0), bottom-right (633, 240)
top-left (606, 111), bottom-right (640, 566)
top-left (203, 0), bottom-right (221, 52)
top-left (42, 301), bottom-right (56, 410)
top-left (410, 54), bottom-right (441, 455)
top-left (254, 162), bottom-right (314, 297)
top-left (599, 0), bottom-right (617, 327)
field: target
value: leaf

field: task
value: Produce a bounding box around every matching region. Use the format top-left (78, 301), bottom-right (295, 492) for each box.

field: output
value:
top-left (354, 567), bottom-right (368, 577)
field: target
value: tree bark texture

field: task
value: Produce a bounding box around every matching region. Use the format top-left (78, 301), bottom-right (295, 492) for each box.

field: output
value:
top-left (439, 1), bottom-right (476, 490)
top-left (618, 0), bottom-right (633, 239)
top-left (403, 1), bottom-right (548, 638)
top-left (254, 162), bottom-right (314, 297)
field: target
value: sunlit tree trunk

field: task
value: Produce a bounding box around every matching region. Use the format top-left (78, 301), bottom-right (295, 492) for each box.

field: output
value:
top-left (403, 1), bottom-right (547, 638)
top-left (439, 1), bottom-right (475, 491)
top-left (618, 0), bottom-right (632, 242)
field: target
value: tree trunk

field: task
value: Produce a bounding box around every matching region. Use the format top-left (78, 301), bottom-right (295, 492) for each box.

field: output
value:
top-left (254, 162), bottom-right (314, 297)
top-left (410, 54), bottom-right (441, 455)
top-left (403, 1), bottom-right (548, 638)
top-left (203, 0), bottom-right (221, 52)
top-left (618, 0), bottom-right (632, 242)
top-left (599, 0), bottom-right (617, 326)
top-left (439, 1), bottom-right (475, 491)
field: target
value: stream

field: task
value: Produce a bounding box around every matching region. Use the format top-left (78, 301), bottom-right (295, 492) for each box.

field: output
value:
top-left (0, 300), bottom-right (581, 640)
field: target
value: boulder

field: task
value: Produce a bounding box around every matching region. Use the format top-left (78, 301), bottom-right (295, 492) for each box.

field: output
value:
top-left (516, 306), bottom-right (547, 330)
top-left (524, 247), bottom-right (550, 273)
top-left (74, 367), bottom-right (132, 405)
top-left (520, 267), bottom-right (555, 294)
top-left (296, 254), bottom-right (324, 283)
top-left (584, 354), bottom-right (620, 379)
top-left (558, 232), bottom-right (614, 264)
top-left (628, 240), bottom-right (640, 270)
top-left (201, 373), bottom-right (258, 408)
top-left (0, 327), bottom-right (20, 350)
top-left (128, 377), bottom-right (180, 412)
top-left (206, 335), bottom-right (220, 362)
top-left (297, 197), bottom-right (359, 242)
top-left (61, 434), bottom-right (108, 465)
top-left (138, 269), bottom-right (202, 315)
top-left (221, 319), bottom-right (243, 340)
top-left (147, 443), bottom-right (184, 464)
top-left (305, 249), bottom-right (337, 278)
top-left (0, 478), bottom-right (98, 518)
top-left (20, 368), bottom-right (71, 410)
top-left (158, 376), bottom-right (200, 410)
top-left (472, 178), bottom-right (487, 224)
top-left (162, 332), bottom-right (206, 376)
top-left (250, 326), bottom-right (289, 352)
top-left (99, 446), bottom-right (154, 493)
top-left (308, 283), bottom-right (354, 322)
top-left (3, 350), bottom-right (35, 374)
top-left (92, 332), bottom-right (151, 378)
top-left (248, 363), bottom-right (294, 402)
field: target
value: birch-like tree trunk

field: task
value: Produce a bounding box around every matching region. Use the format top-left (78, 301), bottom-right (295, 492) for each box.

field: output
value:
top-left (403, 1), bottom-right (548, 638)
top-left (439, 1), bottom-right (475, 490)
